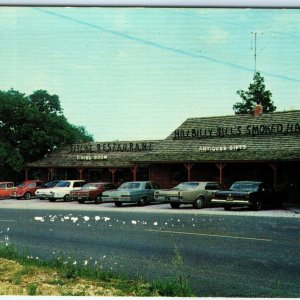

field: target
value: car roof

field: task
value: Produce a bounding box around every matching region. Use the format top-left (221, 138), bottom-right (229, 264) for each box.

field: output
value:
top-left (233, 181), bottom-right (262, 184)
top-left (0, 181), bottom-right (14, 184)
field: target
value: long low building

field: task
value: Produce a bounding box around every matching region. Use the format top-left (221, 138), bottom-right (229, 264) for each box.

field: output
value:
top-left (26, 110), bottom-right (300, 200)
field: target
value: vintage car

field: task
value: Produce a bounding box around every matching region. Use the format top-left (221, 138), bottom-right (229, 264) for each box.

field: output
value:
top-left (154, 181), bottom-right (223, 209)
top-left (102, 181), bottom-right (159, 207)
top-left (211, 181), bottom-right (283, 211)
top-left (0, 182), bottom-right (16, 198)
top-left (37, 180), bottom-right (86, 202)
top-left (70, 182), bottom-right (115, 204)
top-left (10, 180), bottom-right (44, 200)
top-left (35, 180), bottom-right (61, 199)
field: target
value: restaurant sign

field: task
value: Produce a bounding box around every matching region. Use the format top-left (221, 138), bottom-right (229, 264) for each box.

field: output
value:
top-left (174, 122), bottom-right (300, 140)
top-left (70, 141), bottom-right (154, 153)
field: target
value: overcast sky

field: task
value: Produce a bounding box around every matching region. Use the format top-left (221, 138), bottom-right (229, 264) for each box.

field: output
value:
top-left (1, 7), bottom-right (299, 141)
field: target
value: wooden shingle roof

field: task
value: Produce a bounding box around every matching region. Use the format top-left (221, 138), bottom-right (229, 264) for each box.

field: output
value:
top-left (27, 140), bottom-right (161, 168)
top-left (134, 110), bottom-right (300, 163)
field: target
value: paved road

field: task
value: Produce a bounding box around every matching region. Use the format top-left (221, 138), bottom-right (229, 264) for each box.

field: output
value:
top-left (0, 199), bottom-right (299, 297)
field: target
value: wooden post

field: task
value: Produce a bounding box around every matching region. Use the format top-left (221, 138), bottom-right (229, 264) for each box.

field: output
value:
top-left (184, 164), bottom-right (194, 182)
top-left (78, 168), bottom-right (84, 180)
top-left (109, 168), bottom-right (117, 185)
top-left (131, 164), bottom-right (139, 181)
top-left (48, 168), bottom-right (55, 180)
top-left (215, 163), bottom-right (226, 185)
top-left (269, 163), bottom-right (277, 189)
top-left (25, 168), bottom-right (29, 181)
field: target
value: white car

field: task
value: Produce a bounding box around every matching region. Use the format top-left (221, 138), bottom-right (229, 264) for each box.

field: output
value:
top-left (36, 180), bottom-right (86, 202)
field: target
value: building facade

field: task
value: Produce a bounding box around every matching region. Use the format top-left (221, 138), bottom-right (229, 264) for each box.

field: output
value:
top-left (27, 110), bottom-right (300, 201)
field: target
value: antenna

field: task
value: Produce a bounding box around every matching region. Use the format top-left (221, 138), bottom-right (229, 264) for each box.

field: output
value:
top-left (251, 32), bottom-right (263, 74)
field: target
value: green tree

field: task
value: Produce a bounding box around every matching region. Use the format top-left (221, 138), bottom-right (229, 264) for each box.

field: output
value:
top-left (233, 72), bottom-right (276, 114)
top-left (0, 89), bottom-right (93, 181)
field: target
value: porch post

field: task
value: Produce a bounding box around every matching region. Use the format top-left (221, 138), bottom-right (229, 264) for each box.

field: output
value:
top-left (77, 168), bottom-right (84, 180)
top-left (216, 163), bottom-right (226, 185)
top-left (109, 168), bottom-right (117, 185)
top-left (269, 163), bottom-right (277, 189)
top-left (131, 164), bottom-right (139, 181)
top-left (184, 164), bottom-right (194, 182)
top-left (48, 168), bottom-right (55, 180)
top-left (25, 168), bottom-right (29, 180)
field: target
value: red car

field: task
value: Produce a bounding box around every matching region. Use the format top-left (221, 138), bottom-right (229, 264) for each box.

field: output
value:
top-left (70, 182), bottom-right (115, 204)
top-left (0, 182), bottom-right (16, 198)
top-left (10, 180), bottom-right (44, 200)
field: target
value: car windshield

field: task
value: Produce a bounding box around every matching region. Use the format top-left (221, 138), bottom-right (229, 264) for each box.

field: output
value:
top-left (0, 183), bottom-right (6, 188)
top-left (118, 182), bottom-right (141, 190)
top-left (55, 181), bottom-right (70, 188)
top-left (17, 183), bottom-right (26, 188)
top-left (81, 183), bottom-right (98, 190)
top-left (230, 182), bottom-right (259, 192)
top-left (175, 182), bottom-right (199, 190)
top-left (42, 181), bottom-right (59, 188)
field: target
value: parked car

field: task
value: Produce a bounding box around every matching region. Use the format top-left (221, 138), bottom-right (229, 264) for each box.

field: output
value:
top-left (211, 181), bottom-right (283, 211)
top-left (154, 181), bottom-right (223, 209)
top-left (102, 181), bottom-right (159, 207)
top-left (10, 180), bottom-right (44, 200)
top-left (37, 180), bottom-right (86, 202)
top-left (70, 182), bottom-right (115, 204)
top-left (35, 180), bottom-right (61, 199)
top-left (0, 182), bottom-right (16, 198)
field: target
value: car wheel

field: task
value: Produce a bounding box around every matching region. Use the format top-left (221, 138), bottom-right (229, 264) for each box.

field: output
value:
top-left (170, 203), bottom-right (180, 209)
top-left (138, 197), bottom-right (146, 206)
top-left (115, 202), bottom-right (122, 207)
top-left (24, 192), bottom-right (31, 200)
top-left (94, 195), bottom-right (102, 204)
top-left (78, 199), bottom-right (85, 204)
top-left (252, 200), bottom-right (262, 211)
top-left (224, 205), bottom-right (231, 211)
top-left (193, 196), bottom-right (204, 209)
top-left (63, 194), bottom-right (71, 202)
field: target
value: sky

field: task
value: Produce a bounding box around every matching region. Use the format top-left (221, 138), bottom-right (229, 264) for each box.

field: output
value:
top-left (0, 7), bottom-right (299, 142)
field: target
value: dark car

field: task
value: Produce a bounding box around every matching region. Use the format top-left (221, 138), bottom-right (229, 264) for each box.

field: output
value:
top-left (70, 182), bottom-right (115, 204)
top-left (211, 181), bottom-right (283, 211)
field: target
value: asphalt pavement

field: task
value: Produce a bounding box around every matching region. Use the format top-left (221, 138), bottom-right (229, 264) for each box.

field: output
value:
top-left (0, 198), bottom-right (299, 297)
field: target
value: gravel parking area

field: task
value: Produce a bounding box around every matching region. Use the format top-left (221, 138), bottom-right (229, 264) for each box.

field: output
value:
top-left (0, 198), bottom-right (299, 218)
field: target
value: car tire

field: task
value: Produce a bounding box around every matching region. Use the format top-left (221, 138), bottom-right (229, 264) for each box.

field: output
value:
top-left (251, 200), bottom-right (262, 211)
top-left (115, 202), bottom-right (122, 207)
top-left (193, 196), bottom-right (204, 209)
top-left (63, 194), bottom-right (71, 202)
top-left (78, 199), bottom-right (85, 204)
top-left (170, 202), bottom-right (180, 209)
top-left (224, 205), bottom-right (231, 211)
top-left (138, 197), bottom-right (146, 206)
top-left (94, 195), bottom-right (102, 204)
top-left (24, 192), bottom-right (31, 200)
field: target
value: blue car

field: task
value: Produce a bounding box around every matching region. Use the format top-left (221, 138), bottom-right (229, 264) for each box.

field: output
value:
top-left (102, 181), bottom-right (159, 207)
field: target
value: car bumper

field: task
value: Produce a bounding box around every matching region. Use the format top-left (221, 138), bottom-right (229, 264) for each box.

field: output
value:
top-left (211, 199), bottom-right (250, 205)
top-left (102, 196), bottom-right (131, 203)
top-left (155, 196), bottom-right (182, 202)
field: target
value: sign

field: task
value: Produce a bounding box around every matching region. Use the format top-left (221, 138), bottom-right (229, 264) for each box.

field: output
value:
top-left (173, 122), bottom-right (300, 140)
top-left (199, 145), bottom-right (247, 152)
top-left (70, 141), bottom-right (154, 153)
top-left (76, 155), bottom-right (108, 161)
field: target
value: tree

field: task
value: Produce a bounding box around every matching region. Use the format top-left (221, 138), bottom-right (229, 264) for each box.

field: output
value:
top-left (0, 89), bottom-right (93, 181)
top-left (233, 72), bottom-right (276, 114)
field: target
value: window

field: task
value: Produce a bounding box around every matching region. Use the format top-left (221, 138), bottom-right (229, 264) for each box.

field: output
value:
top-left (205, 183), bottom-right (222, 190)
top-left (145, 183), bottom-right (152, 190)
top-left (73, 181), bottom-right (85, 188)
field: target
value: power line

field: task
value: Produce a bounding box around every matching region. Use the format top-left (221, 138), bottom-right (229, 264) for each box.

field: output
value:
top-left (32, 7), bottom-right (300, 83)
